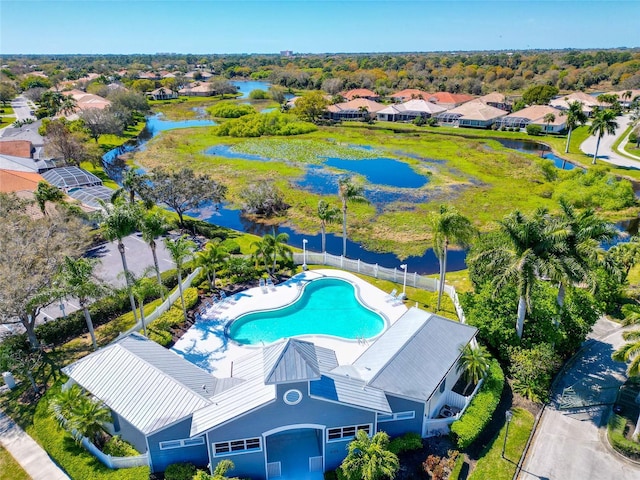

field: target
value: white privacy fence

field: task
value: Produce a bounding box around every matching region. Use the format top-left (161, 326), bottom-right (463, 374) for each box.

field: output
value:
top-left (293, 252), bottom-right (467, 324)
top-left (118, 267), bottom-right (202, 339)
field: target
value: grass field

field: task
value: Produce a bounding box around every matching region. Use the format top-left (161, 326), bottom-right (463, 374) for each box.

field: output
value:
top-left (0, 445), bottom-right (30, 480)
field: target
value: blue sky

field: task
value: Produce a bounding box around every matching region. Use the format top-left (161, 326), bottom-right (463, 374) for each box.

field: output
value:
top-left (1, 0), bottom-right (638, 54)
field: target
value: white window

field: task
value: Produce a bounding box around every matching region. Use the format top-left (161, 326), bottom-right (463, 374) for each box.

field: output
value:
top-left (327, 424), bottom-right (371, 442)
top-left (377, 411), bottom-right (416, 422)
top-left (213, 437), bottom-right (261, 457)
top-left (284, 389), bottom-right (302, 405)
top-left (159, 436), bottom-right (205, 450)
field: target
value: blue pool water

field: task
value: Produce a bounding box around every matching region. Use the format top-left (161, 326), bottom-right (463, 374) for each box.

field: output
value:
top-left (227, 278), bottom-right (385, 344)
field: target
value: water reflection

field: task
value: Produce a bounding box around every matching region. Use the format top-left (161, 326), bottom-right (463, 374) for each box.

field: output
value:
top-left (494, 138), bottom-right (576, 170)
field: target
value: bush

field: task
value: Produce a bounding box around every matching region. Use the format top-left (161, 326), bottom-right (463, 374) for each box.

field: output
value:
top-left (388, 432), bottom-right (423, 455)
top-left (102, 436), bottom-right (139, 457)
top-left (215, 111), bottom-right (317, 137)
top-left (526, 124), bottom-right (542, 136)
top-left (553, 166), bottom-right (635, 211)
top-left (164, 462), bottom-right (197, 480)
top-left (450, 359), bottom-right (504, 449)
top-left (248, 89), bottom-right (269, 100)
top-left (147, 287), bottom-right (198, 346)
top-left (207, 102), bottom-right (255, 118)
top-left (509, 344), bottom-right (561, 403)
top-left (608, 414), bottom-right (640, 459)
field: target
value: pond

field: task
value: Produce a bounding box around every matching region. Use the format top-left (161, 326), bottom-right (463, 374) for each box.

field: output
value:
top-left (144, 114), bottom-right (216, 135)
top-left (231, 80), bottom-right (295, 100)
top-left (494, 138), bottom-right (576, 170)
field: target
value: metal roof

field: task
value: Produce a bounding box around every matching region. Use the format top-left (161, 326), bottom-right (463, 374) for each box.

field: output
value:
top-left (62, 333), bottom-right (215, 435)
top-left (263, 339), bottom-right (322, 384)
top-left (347, 308), bottom-right (477, 401)
top-left (310, 374), bottom-right (391, 413)
top-left (190, 378), bottom-right (277, 436)
top-left (42, 166), bottom-right (102, 189)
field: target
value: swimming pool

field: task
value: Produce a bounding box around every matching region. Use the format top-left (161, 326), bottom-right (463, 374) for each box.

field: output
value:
top-left (226, 277), bottom-right (385, 345)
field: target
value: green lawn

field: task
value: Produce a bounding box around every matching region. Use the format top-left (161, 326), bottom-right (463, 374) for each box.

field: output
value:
top-left (0, 445), bottom-right (30, 480)
top-left (467, 407), bottom-right (535, 480)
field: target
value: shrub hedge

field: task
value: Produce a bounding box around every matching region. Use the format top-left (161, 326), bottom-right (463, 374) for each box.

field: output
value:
top-left (164, 462), bottom-right (197, 480)
top-left (608, 414), bottom-right (640, 459)
top-left (147, 287), bottom-right (198, 346)
top-left (102, 436), bottom-right (140, 457)
top-left (450, 359), bottom-right (504, 449)
top-left (388, 432), bottom-right (423, 455)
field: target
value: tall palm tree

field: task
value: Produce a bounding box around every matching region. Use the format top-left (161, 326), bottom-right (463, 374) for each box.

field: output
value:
top-left (195, 239), bottom-right (229, 290)
top-left (457, 344), bottom-right (491, 395)
top-left (543, 112), bottom-right (555, 133)
top-left (428, 204), bottom-right (476, 311)
top-left (338, 177), bottom-right (368, 257)
top-left (555, 199), bottom-right (617, 309)
top-left (264, 230), bottom-right (293, 274)
top-left (340, 430), bottom-right (399, 480)
top-left (317, 200), bottom-right (340, 252)
top-left (140, 211), bottom-right (167, 300)
top-left (99, 200), bottom-right (142, 322)
top-left (56, 256), bottom-right (107, 349)
top-left (563, 101), bottom-right (588, 156)
top-left (471, 209), bottom-right (566, 338)
top-left (121, 168), bottom-right (148, 204)
top-left (251, 237), bottom-right (273, 273)
top-left (588, 108), bottom-right (619, 164)
top-left (129, 272), bottom-right (164, 337)
top-left (164, 235), bottom-right (196, 322)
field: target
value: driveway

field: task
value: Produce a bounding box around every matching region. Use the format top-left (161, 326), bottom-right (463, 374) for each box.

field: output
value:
top-left (518, 318), bottom-right (640, 480)
top-left (581, 113), bottom-right (640, 169)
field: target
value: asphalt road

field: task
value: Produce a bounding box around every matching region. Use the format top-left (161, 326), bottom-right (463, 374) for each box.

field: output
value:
top-left (518, 318), bottom-right (640, 480)
top-left (34, 234), bottom-right (176, 325)
top-left (10, 95), bottom-right (36, 122)
top-left (580, 113), bottom-right (639, 168)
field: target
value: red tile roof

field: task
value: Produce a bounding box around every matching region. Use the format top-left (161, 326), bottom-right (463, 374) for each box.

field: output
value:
top-left (340, 88), bottom-right (379, 101)
top-left (390, 89), bottom-right (431, 101)
top-left (427, 92), bottom-right (475, 105)
top-left (0, 169), bottom-right (43, 193)
top-left (0, 140), bottom-right (32, 158)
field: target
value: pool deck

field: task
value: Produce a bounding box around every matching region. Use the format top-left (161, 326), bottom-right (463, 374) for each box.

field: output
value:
top-left (171, 269), bottom-right (409, 376)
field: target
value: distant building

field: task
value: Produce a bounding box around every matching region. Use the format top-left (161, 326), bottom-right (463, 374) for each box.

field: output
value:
top-left (280, 50), bottom-right (294, 57)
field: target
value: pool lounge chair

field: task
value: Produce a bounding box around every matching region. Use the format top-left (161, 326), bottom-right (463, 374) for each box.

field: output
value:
top-left (259, 278), bottom-right (268, 294)
top-left (266, 278), bottom-right (276, 292)
top-left (385, 289), bottom-right (398, 302)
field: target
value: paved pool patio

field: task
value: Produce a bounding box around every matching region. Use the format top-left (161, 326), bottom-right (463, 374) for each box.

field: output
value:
top-left (171, 269), bottom-right (408, 376)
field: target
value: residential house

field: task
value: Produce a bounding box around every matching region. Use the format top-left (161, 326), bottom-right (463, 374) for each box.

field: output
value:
top-left (605, 89), bottom-right (640, 108)
top-left (326, 98), bottom-right (386, 121)
top-left (147, 87), bottom-right (178, 101)
top-left (63, 308), bottom-right (478, 477)
top-left (339, 88), bottom-right (380, 101)
top-left (477, 92), bottom-right (511, 112)
top-left (549, 91), bottom-right (607, 116)
top-left (426, 92), bottom-right (475, 109)
top-left (179, 83), bottom-right (213, 97)
top-left (498, 105), bottom-right (566, 132)
top-left (435, 99), bottom-right (508, 128)
top-left (0, 140), bottom-right (34, 159)
top-left (376, 99), bottom-right (446, 122)
top-left (389, 89), bottom-right (431, 103)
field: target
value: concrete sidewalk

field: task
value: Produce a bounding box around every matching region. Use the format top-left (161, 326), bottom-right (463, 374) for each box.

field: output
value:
top-left (0, 409), bottom-right (69, 480)
top-left (581, 113), bottom-right (640, 169)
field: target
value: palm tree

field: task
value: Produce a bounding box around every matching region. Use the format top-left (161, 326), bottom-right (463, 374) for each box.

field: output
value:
top-left (427, 204), bottom-right (476, 311)
top-left (34, 181), bottom-right (64, 216)
top-left (49, 384), bottom-right (84, 424)
top-left (56, 256), bottom-right (107, 349)
top-left (543, 112), bottom-right (555, 134)
top-left (457, 344), bottom-right (491, 395)
top-left (140, 211), bottom-right (167, 300)
top-left (563, 101), bottom-right (588, 157)
top-left (251, 237), bottom-right (273, 273)
top-left (317, 200), bottom-right (340, 252)
top-left (471, 209), bottom-right (565, 338)
top-left (59, 95), bottom-right (78, 117)
top-left (613, 329), bottom-right (640, 440)
top-left (588, 108), bottom-right (619, 164)
top-left (338, 177), bottom-right (368, 257)
top-left (195, 239), bottom-right (229, 290)
top-left (555, 199), bottom-right (618, 309)
top-left (121, 168), bottom-right (148, 204)
top-left (340, 430), bottom-right (399, 480)
top-left (129, 272), bottom-right (164, 337)
top-left (164, 235), bottom-right (196, 322)
top-left (99, 200), bottom-right (142, 323)
top-left (68, 395), bottom-right (112, 447)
